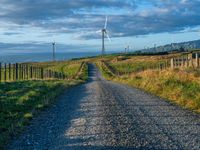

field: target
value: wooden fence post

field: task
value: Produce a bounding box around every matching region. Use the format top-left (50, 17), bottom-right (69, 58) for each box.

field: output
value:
top-left (37, 67), bottom-right (39, 79)
top-left (4, 63), bottom-right (7, 82)
top-left (26, 65), bottom-right (28, 80)
top-left (171, 58), bottom-right (174, 69)
top-left (9, 63), bottom-right (11, 81)
top-left (34, 67), bottom-right (36, 79)
top-left (13, 64), bottom-right (15, 81)
top-left (54, 72), bottom-right (56, 79)
top-left (41, 68), bottom-right (44, 79)
top-left (186, 54), bottom-right (189, 67)
top-left (22, 65), bottom-right (26, 80)
top-left (30, 66), bottom-right (33, 79)
top-left (19, 64), bottom-right (21, 80)
top-left (18, 64), bottom-right (20, 80)
top-left (188, 53), bottom-right (193, 67)
top-left (32, 67), bottom-right (34, 79)
top-left (181, 56), bottom-right (184, 67)
top-left (196, 53), bottom-right (199, 68)
top-left (48, 70), bottom-right (51, 79)
top-left (21, 64), bottom-right (23, 80)
top-left (16, 63), bottom-right (18, 80)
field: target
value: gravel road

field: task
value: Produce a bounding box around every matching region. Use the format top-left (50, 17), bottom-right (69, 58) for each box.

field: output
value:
top-left (8, 64), bottom-right (200, 150)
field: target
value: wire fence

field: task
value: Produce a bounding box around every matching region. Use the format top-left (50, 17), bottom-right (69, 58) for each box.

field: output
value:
top-left (0, 62), bottom-right (66, 82)
top-left (170, 52), bottom-right (200, 69)
top-left (101, 60), bottom-right (171, 77)
top-left (101, 52), bottom-right (200, 77)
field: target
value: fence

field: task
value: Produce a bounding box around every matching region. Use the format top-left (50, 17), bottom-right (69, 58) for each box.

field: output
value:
top-left (170, 52), bottom-right (200, 69)
top-left (0, 63), bottom-right (66, 82)
top-left (101, 60), bottom-right (171, 77)
top-left (102, 52), bottom-right (200, 77)
top-left (73, 61), bottom-right (86, 79)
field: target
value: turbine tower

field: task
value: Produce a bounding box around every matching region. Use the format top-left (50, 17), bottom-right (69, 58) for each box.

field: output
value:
top-left (52, 41), bottom-right (56, 61)
top-left (97, 16), bottom-right (111, 56)
top-left (154, 44), bottom-right (157, 52)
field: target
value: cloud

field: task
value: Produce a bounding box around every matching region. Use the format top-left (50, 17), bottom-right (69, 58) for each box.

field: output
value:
top-left (0, 0), bottom-right (200, 40)
top-left (3, 32), bottom-right (22, 35)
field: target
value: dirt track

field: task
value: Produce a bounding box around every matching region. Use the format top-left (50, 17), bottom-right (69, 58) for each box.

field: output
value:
top-left (8, 64), bottom-right (200, 150)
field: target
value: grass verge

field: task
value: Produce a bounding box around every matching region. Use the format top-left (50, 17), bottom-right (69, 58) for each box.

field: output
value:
top-left (0, 61), bottom-right (88, 149)
top-left (97, 57), bottom-right (200, 113)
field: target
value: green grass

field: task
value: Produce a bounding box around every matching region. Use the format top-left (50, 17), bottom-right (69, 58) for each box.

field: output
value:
top-left (78, 62), bottom-right (89, 81)
top-left (0, 61), bottom-right (88, 149)
top-left (0, 60), bottom-right (84, 82)
top-left (28, 60), bottom-right (83, 79)
top-left (96, 61), bottom-right (116, 80)
top-left (108, 58), bottom-right (169, 75)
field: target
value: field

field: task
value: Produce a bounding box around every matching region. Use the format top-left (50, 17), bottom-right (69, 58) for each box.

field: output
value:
top-left (2, 52), bottom-right (200, 148)
top-left (0, 60), bottom-right (86, 82)
top-left (27, 60), bottom-right (84, 79)
top-left (95, 53), bottom-right (200, 113)
top-left (0, 60), bottom-right (88, 149)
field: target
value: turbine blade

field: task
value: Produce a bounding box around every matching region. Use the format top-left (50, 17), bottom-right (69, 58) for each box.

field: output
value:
top-left (96, 30), bottom-right (102, 33)
top-left (105, 32), bottom-right (111, 42)
top-left (104, 16), bottom-right (108, 29)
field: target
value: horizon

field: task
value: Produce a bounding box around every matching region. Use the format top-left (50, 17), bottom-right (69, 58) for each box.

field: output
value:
top-left (0, 0), bottom-right (200, 54)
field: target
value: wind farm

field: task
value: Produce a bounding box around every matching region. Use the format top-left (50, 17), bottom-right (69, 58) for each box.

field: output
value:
top-left (1, 1), bottom-right (200, 150)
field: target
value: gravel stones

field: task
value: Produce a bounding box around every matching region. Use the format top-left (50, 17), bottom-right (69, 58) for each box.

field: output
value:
top-left (8, 64), bottom-right (200, 150)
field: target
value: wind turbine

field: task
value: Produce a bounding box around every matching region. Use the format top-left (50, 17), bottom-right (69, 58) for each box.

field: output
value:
top-left (171, 36), bottom-right (175, 52)
top-left (154, 44), bottom-right (157, 52)
top-left (52, 41), bottom-right (56, 61)
top-left (125, 45), bottom-right (130, 54)
top-left (96, 16), bottom-right (111, 56)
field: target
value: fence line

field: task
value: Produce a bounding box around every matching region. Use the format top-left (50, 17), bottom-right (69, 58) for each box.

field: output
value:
top-left (73, 61), bottom-right (86, 79)
top-left (103, 52), bottom-right (200, 77)
top-left (170, 52), bottom-right (200, 69)
top-left (0, 62), bottom-right (67, 83)
top-left (101, 60), bottom-right (171, 77)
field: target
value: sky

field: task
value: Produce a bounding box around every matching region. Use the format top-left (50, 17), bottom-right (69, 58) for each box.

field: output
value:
top-left (0, 0), bottom-right (200, 54)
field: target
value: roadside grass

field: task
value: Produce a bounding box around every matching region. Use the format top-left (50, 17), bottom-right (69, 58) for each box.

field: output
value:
top-left (96, 55), bottom-right (200, 113)
top-left (96, 61), bottom-right (116, 80)
top-left (0, 61), bottom-right (88, 149)
top-left (119, 70), bottom-right (200, 111)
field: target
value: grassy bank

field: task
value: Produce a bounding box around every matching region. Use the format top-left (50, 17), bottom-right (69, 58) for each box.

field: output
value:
top-left (0, 60), bottom-right (88, 149)
top-left (96, 55), bottom-right (200, 113)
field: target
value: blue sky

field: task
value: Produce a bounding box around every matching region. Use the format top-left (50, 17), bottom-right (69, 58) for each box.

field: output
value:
top-left (0, 0), bottom-right (200, 54)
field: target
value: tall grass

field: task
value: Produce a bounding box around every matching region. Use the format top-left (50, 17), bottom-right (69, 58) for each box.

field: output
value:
top-left (117, 69), bottom-right (200, 112)
top-left (97, 55), bottom-right (200, 113)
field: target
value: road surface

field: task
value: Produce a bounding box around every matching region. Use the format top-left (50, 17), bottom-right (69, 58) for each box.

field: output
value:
top-left (8, 64), bottom-right (200, 150)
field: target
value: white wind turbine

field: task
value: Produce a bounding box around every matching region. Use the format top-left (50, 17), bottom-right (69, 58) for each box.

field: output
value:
top-left (96, 16), bottom-right (111, 56)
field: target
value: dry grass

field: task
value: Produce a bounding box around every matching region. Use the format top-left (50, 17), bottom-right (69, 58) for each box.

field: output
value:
top-left (96, 53), bottom-right (200, 113)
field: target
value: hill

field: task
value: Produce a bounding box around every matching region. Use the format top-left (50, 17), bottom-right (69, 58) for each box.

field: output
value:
top-left (141, 39), bottom-right (200, 53)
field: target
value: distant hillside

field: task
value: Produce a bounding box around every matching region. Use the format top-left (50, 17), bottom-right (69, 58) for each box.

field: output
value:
top-left (141, 39), bottom-right (200, 53)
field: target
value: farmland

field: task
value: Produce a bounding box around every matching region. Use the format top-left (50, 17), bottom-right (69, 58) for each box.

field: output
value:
top-left (2, 51), bottom-right (200, 149)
